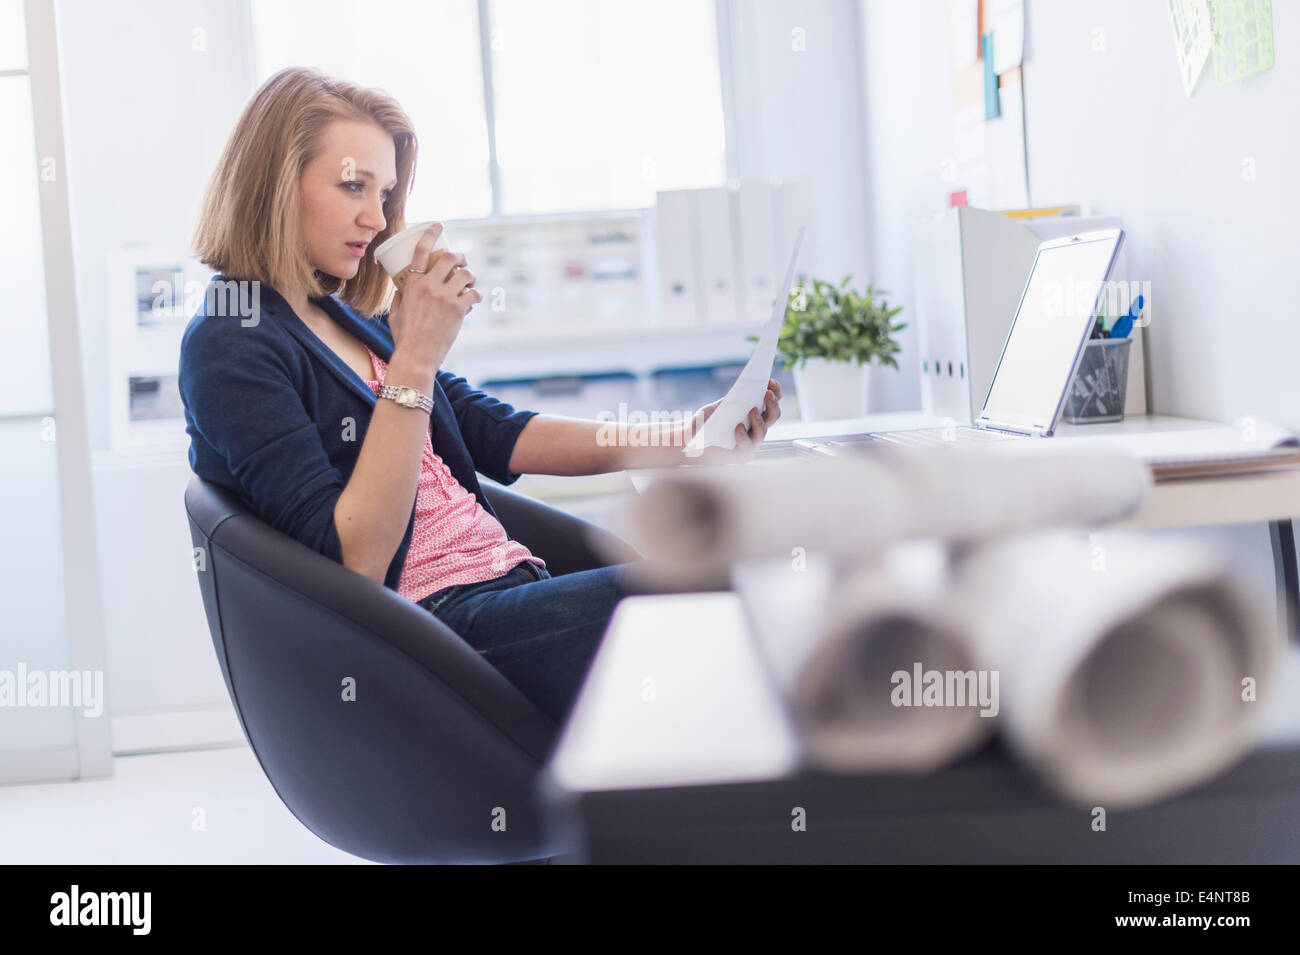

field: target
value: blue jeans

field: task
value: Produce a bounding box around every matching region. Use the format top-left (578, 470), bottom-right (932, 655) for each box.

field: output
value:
top-left (417, 560), bottom-right (644, 725)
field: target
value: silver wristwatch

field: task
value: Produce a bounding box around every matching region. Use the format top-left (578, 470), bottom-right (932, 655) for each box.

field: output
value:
top-left (377, 383), bottom-right (434, 414)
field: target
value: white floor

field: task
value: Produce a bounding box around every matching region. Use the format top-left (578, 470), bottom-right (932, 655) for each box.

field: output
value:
top-left (0, 744), bottom-right (373, 864)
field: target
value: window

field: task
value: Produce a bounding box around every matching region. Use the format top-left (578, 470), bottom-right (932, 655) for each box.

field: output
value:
top-left (249, 0), bottom-right (727, 219)
top-left (249, 0), bottom-right (493, 220)
top-left (486, 0), bottom-right (726, 214)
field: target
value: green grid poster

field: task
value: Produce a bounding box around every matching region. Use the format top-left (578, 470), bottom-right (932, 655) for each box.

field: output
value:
top-left (1213, 0), bottom-right (1275, 83)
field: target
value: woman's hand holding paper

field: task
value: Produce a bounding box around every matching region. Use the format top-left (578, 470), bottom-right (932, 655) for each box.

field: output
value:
top-left (684, 378), bottom-right (783, 465)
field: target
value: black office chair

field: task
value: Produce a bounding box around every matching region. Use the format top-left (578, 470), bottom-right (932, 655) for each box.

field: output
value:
top-left (183, 474), bottom-right (641, 865)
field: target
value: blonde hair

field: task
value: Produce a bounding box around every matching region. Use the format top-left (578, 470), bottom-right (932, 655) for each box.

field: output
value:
top-left (191, 66), bottom-right (417, 318)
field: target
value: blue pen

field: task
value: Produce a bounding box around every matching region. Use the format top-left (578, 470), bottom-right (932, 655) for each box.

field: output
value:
top-left (1109, 295), bottom-right (1144, 339)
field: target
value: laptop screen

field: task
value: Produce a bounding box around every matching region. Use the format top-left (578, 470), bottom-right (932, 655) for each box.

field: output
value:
top-left (980, 232), bottom-right (1123, 433)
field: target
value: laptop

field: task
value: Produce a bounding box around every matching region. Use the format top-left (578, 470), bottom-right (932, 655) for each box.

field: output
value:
top-left (795, 228), bottom-right (1126, 454)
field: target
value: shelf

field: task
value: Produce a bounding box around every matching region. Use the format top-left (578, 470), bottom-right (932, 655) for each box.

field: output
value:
top-left (447, 320), bottom-right (770, 382)
top-left (451, 319), bottom-right (768, 354)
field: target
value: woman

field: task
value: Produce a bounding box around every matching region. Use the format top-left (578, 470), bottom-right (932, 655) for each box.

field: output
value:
top-left (179, 67), bottom-right (781, 724)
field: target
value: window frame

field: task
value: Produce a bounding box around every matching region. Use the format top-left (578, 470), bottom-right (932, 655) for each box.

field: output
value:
top-left (240, 0), bottom-right (734, 221)
top-left (0, 0), bottom-right (114, 783)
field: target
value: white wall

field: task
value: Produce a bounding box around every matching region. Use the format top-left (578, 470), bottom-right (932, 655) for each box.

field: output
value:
top-left (1023, 0), bottom-right (1298, 427)
top-left (54, 0), bottom-right (255, 748)
top-left (726, 0), bottom-right (873, 290)
top-left (857, 0), bottom-right (958, 411)
top-left (57, 0), bottom-right (252, 452)
top-left (858, 0), bottom-right (1299, 423)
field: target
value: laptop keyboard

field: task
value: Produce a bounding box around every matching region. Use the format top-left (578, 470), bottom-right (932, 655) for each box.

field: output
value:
top-left (875, 427), bottom-right (1026, 446)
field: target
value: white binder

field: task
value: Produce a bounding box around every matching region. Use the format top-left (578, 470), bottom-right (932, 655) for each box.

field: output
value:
top-left (655, 188), bottom-right (702, 326)
top-left (694, 186), bottom-right (741, 324)
top-left (736, 178), bottom-right (780, 324)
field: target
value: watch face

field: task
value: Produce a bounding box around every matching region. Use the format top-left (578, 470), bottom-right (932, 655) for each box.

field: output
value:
top-left (397, 387), bottom-right (417, 407)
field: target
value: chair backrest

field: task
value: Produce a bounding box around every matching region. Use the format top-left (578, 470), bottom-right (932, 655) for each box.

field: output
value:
top-left (184, 474), bottom-right (599, 864)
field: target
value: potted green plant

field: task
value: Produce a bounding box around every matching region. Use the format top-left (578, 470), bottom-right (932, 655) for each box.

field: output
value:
top-left (749, 275), bottom-right (906, 421)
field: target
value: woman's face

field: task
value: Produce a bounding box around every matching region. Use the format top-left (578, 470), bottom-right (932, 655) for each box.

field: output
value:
top-left (298, 118), bottom-right (398, 281)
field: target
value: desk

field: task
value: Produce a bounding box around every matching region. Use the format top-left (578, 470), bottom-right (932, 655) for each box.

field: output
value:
top-left (696, 411), bottom-right (1300, 532)
top-left (628, 412), bottom-right (1300, 643)
top-left (538, 593), bottom-right (1300, 864)
top-left (539, 412), bottom-right (1300, 862)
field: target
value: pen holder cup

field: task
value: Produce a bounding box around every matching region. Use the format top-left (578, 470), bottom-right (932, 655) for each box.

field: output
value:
top-left (1063, 337), bottom-right (1132, 424)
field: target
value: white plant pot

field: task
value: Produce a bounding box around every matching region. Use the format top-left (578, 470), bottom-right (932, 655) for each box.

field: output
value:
top-left (792, 357), bottom-right (872, 421)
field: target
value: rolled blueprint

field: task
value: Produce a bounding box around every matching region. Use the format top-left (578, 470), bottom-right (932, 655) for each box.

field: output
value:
top-left (625, 441), bottom-right (1151, 588)
top-left (733, 544), bottom-right (997, 773)
top-left (949, 531), bottom-right (1281, 809)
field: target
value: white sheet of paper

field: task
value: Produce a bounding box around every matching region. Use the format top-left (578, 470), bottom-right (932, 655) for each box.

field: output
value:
top-left (685, 226), bottom-right (806, 455)
top-left (988, 0), bottom-right (1024, 75)
top-left (1054, 419), bottom-right (1298, 464)
top-left (948, 0), bottom-right (980, 70)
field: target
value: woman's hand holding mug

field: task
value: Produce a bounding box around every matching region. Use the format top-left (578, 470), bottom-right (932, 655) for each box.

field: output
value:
top-left (387, 222), bottom-right (482, 372)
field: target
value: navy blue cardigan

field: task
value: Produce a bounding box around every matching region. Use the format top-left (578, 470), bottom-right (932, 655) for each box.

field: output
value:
top-left (178, 275), bottom-right (538, 595)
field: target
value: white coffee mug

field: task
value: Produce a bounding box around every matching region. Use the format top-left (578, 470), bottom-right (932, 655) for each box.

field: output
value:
top-left (374, 220), bottom-right (451, 279)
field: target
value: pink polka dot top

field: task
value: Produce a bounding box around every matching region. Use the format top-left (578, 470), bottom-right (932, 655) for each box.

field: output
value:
top-left (362, 346), bottom-right (545, 604)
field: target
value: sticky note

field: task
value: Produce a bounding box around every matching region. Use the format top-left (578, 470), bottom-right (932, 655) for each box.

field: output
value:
top-left (982, 33), bottom-right (999, 119)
